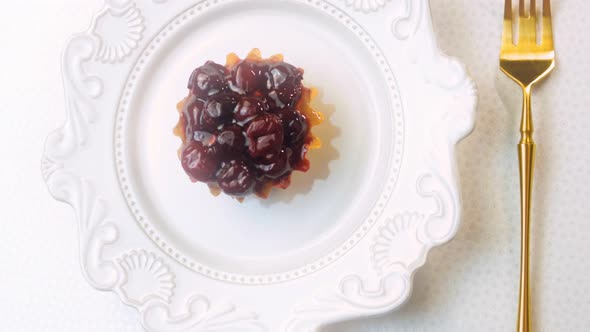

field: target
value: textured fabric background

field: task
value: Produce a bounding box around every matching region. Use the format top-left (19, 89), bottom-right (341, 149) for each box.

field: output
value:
top-left (1, 1), bottom-right (588, 331)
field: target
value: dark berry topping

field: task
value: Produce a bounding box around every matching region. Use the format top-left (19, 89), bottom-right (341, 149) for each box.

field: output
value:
top-left (193, 130), bottom-right (216, 147)
top-left (232, 61), bottom-right (272, 93)
top-left (270, 62), bottom-right (303, 88)
top-left (181, 142), bottom-right (220, 182)
top-left (246, 114), bottom-right (284, 159)
top-left (254, 148), bottom-right (292, 179)
top-left (188, 61), bottom-right (229, 97)
top-left (216, 160), bottom-right (255, 196)
top-left (234, 97), bottom-right (269, 124)
top-left (279, 109), bottom-right (309, 145)
top-left (178, 55), bottom-right (316, 198)
top-left (200, 92), bottom-right (240, 130)
top-left (216, 124), bottom-right (246, 153)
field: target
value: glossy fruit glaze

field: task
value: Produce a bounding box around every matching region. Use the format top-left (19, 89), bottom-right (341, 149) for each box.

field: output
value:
top-left (174, 49), bottom-right (323, 199)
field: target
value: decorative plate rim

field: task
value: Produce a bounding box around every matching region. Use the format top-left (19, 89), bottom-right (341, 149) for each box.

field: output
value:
top-left (42, 0), bottom-right (477, 331)
top-left (113, 0), bottom-right (405, 285)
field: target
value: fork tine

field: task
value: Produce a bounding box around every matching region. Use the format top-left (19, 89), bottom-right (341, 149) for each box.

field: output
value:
top-left (542, 0), bottom-right (554, 49)
top-left (504, 0), bottom-right (512, 20)
top-left (519, 0), bottom-right (537, 17)
top-left (543, 0), bottom-right (551, 16)
top-left (517, 0), bottom-right (536, 45)
top-left (502, 0), bottom-right (513, 46)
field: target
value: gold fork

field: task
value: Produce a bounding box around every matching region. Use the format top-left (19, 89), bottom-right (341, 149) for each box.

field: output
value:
top-left (500, 0), bottom-right (555, 331)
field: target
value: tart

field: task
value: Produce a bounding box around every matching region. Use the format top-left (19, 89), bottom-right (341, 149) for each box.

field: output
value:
top-left (174, 49), bottom-right (323, 199)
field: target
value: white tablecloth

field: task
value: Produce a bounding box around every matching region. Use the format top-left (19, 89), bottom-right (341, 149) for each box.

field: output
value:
top-left (1, 0), bottom-right (588, 331)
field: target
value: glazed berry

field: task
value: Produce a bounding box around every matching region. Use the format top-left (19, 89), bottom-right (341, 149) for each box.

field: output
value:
top-left (181, 142), bottom-right (220, 182)
top-left (176, 50), bottom-right (322, 198)
top-left (234, 97), bottom-right (269, 124)
top-left (188, 61), bottom-right (228, 97)
top-left (268, 62), bottom-right (303, 109)
top-left (279, 109), bottom-right (309, 145)
top-left (246, 114), bottom-right (284, 159)
top-left (182, 98), bottom-right (205, 139)
top-left (216, 124), bottom-right (246, 153)
top-left (193, 130), bottom-right (216, 147)
top-left (274, 82), bottom-right (302, 109)
top-left (216, 160), bottom-right (255, 196)
top-left (289, 143), bottom-right (310, 172)
top-left (254, 148), bottom-right (292, 179)
top-left (233, 61), bottom-right (271, 93)
top-left (200, 92), bottom-right (240, 130)
top-left (270, 62), bottom-right (302, 88)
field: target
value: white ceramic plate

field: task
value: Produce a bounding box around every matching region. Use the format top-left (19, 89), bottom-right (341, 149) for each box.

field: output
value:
top-left (43, 0), bottom-right (476, 330)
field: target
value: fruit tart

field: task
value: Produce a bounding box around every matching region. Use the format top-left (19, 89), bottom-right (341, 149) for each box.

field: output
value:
top-left (174, 49), bottom-right (323, 199)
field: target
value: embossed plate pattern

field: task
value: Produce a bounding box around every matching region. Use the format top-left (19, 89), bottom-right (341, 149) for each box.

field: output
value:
top-left (43, 0), bottom-right (476, 331)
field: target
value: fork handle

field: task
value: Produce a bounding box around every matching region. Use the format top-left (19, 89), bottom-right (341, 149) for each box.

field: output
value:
top-left (517, 86), bottom-right (535, 332)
